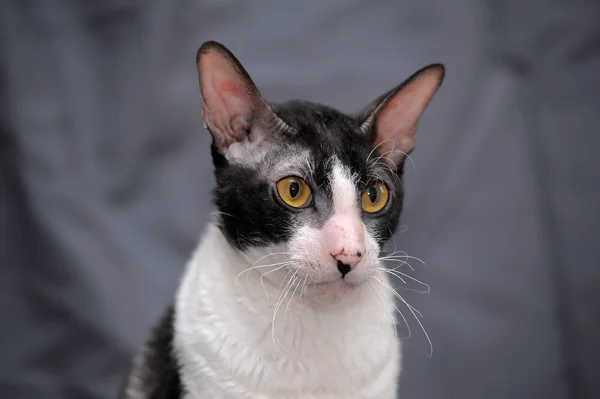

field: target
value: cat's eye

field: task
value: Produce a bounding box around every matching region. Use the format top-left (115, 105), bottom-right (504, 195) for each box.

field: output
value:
top-left (361, 182), bottom-right (390, 213)
top-left (276, 176), bottom-right (312, 208)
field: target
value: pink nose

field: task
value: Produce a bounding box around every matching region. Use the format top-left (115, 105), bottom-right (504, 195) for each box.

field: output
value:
top-left (320, 214), bottom-right (365, 276)
top-left (333, 251), bottom-right (363, 277)
top-left (333, 251), bottom-right (363, 268)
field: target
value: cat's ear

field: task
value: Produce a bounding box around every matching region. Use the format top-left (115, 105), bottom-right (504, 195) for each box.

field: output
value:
top-left (357, 64), bottom-right (445, 165)
top-left (196, 41), bottom-right (292, 155)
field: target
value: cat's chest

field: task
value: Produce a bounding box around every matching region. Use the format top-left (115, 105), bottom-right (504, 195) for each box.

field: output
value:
top-left (178, 304), bottom-right (399, 399)
top-left (258, 314), bottom-right (396, 380)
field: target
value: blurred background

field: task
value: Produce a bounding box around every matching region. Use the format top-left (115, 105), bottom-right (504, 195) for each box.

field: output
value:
top-left (1, 1), bottom-right (599, 398)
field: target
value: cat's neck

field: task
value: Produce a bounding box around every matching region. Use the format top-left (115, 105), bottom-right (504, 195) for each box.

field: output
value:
top-left (173, 222), bottom-right (399, 398)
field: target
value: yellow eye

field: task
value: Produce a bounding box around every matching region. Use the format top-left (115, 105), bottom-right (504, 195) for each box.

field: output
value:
top-left (276, 176), bottom-right (312, 208)
top-left (361, 182), bottom-right (389, 213)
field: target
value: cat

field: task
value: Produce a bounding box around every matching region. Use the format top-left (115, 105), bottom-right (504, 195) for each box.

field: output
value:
top-left (120, 41), bottom-right (444, 399)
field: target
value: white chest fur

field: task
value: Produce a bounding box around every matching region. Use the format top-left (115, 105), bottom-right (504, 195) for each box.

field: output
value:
top-left (174, 224), bottom-right (400, 399)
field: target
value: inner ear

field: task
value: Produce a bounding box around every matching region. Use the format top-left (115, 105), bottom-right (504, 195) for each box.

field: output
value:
top-left (358, 64), bottom-right (445, 165)
top-left (197, 41), bottom-right (291, 155)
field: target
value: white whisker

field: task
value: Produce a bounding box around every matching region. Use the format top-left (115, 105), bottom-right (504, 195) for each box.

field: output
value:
top-left (377, 267), bottom-right (407, 284)
top-left (301, 272), bottom-right (311, 299)
top-left (381, 258), bottom-right (414, 272)
top-left (372, 276), bottom-right (432, 356)
top-left (258, 263), bottom-right (295, 298)
top-left (365, 139), bottom-right (391, 164)
top-left (378, 267), bottom-right (431, 294)
top-left (381, 255), bottom-right (426, 265)
top-left (237, 260), bottom-right (294, 281)
top-left (370, 281), bottom-right (391, 331)
top-left (371, 278), bottom-right (411, 339)
top-left (271, 269), bottom-right (299, 354)
top-left (285, 276), bottom-right (302, 321)
top-left (379, 146), bottom-right (417, 174)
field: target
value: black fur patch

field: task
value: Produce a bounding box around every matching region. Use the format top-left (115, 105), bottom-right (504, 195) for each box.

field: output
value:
top-left (119, 306), bottom-right (183, 399)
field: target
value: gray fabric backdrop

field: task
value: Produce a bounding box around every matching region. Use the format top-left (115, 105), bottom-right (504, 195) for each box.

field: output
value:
top-left (1, 1), bottom-right (599, 398)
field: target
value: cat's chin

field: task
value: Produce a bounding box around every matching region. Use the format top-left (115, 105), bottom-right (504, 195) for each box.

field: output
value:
top-left (309, 278), bottom-right (360, 301)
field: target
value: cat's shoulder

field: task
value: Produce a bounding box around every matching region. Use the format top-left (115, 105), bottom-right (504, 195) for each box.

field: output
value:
top-left (119, 305), bottom-right (184, 399)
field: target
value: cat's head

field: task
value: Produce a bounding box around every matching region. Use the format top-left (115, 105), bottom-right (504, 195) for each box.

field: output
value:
top-left (197, 41), bottom-right (444, 300)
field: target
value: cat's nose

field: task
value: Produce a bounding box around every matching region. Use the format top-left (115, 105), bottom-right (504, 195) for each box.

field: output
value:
top-left (321, 214), bottom-right (365, 276)
top-left (333, 251), bottom-right (363, 277)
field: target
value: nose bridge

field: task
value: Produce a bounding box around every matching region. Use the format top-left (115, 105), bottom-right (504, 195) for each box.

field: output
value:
top-left (322, 159), bottom-right (366, 269)
top-left (322, 213), bottom-right (365, 258)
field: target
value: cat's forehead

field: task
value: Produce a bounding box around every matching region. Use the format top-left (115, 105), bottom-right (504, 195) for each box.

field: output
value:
top-left (272, 100), bottom-right (363, 145)
top-left (260, 147), bottom-right (314, 180)
top-left (264, 101), bottom-right (373, 175)
top-left (260, 137), bottom-right (369, 184)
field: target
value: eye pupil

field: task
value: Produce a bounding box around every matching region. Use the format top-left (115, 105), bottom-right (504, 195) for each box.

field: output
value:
top-left (289, 180), bottom-right (300, 198)
top-left (368, 186), bottom-right (378, 203)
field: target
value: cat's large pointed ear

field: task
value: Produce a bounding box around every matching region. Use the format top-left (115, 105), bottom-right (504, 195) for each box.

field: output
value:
top-left (196, 41), bottom-right (292, 155)
top-left (357, 64), bottom-right (445, 165)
